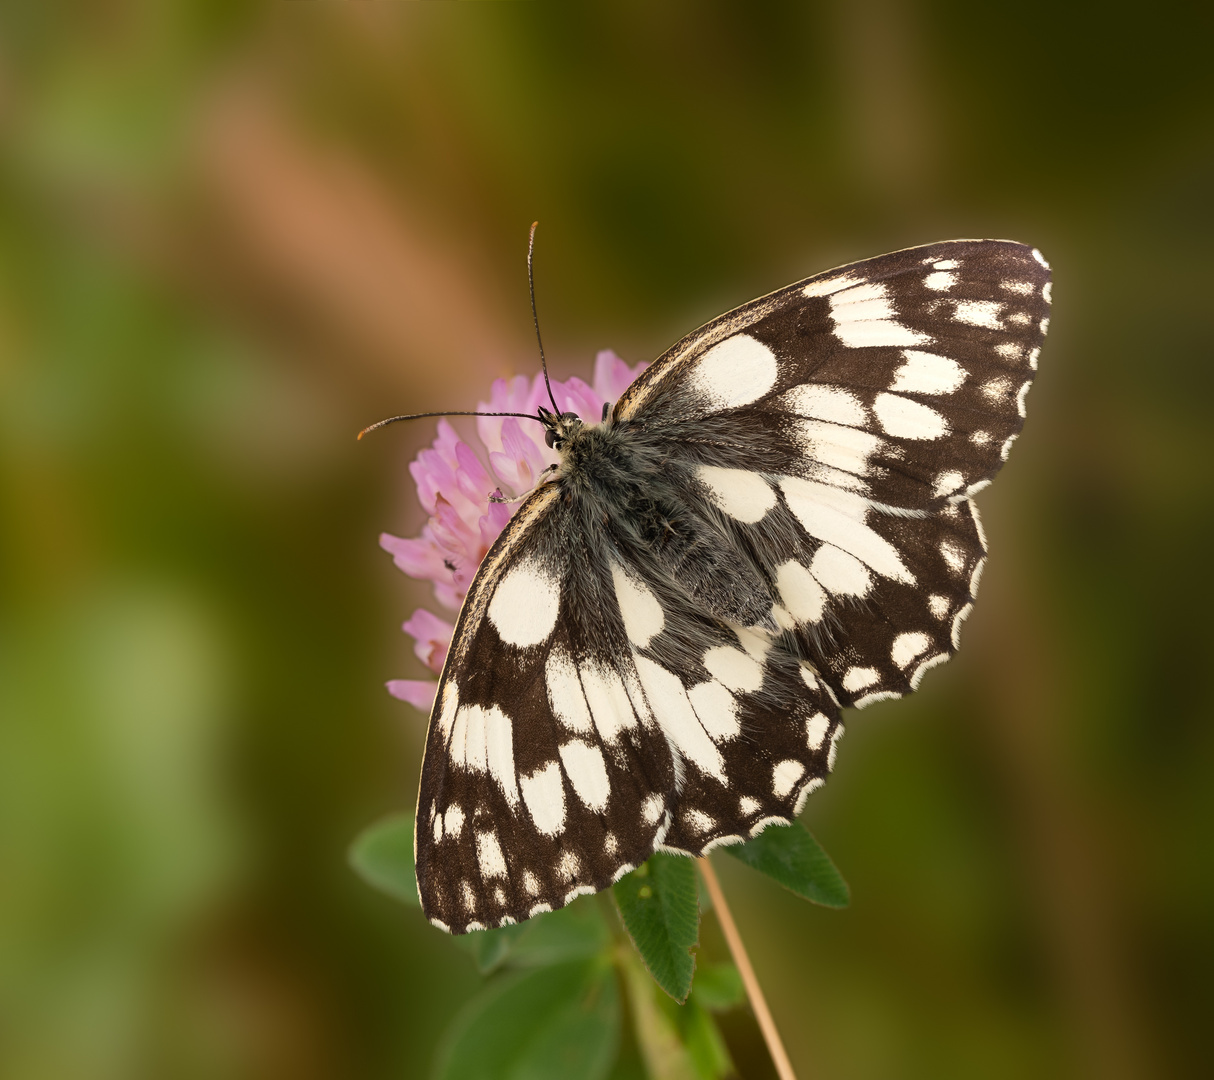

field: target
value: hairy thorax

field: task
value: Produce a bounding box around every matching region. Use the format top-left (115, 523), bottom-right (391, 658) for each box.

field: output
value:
top-left (554, 420), bottom-right (774, 628)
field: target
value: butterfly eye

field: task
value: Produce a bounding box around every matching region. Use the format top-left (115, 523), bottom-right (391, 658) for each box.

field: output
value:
top-left (544, 429), bottom-right (557, 449)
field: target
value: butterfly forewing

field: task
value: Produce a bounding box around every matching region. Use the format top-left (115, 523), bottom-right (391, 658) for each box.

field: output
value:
top-left (413, 239), bottom-right (1049, 932)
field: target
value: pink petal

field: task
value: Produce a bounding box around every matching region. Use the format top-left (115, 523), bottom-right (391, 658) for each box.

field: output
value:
top-left (387, 679), bottom-right (438, 712)
top-left (402, 608), bottom-right (455, 673)
top-left (429, 495), bottom-right (478, 560)
top-left (433, 581), bottom-right (462, 610)
top-left (454, 440), bottom-right (492, 493)
top-left (479, 499), bottom-right (512, 549)
top-left (500, 417), bottom-right (553, 479)
top-left (489, 449), bottom-right (528, 491)
top-left (595, 349), bottom-right (646, 400)
top-left (380, 533), bottom-right (446, 580)
top-left (402, 607), bottom-right (455, 644)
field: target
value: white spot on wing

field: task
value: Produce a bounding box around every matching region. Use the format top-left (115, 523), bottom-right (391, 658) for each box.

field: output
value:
top-left (806, 712), bottom-right (831, 751)
top-left (940, 540), bottom-right (966, 573)
top-left (795, 419), bottom-right (884, 477)
top-left (522, 870), bottom-right (540, 896)
top-left (697, 466), bottom-right (777, 524)
top-left (558, 740), bottom-right (611, 812)
top-left (684, 809), bottom-right (715, 833)
top-left (982, 376), bottom-right (1013, 401)
top-left (1043, 281), bottom-right (1052, 303)
top-left (873, 393), bottom-right (949, 440)
top-left (556, 851), bottom-right (580, 881)
top-left (954, 300), bottom-right (1003, 329)
top-left (891, 631), bottom-right (931, 669)
top-left (437, 681), bottom-right (460, 742)
top-left (1032, 248), bottom-right (1049, 268)
top-left (485, 706), bottom-right (519, 808)
top-left (634, 655), bottom-right (727, 781)
top-left (890, 350), bottom-right (966, 395)
top-left (773, 759), bottom-right (806, 798)
top-left (702, 645), bottom-right (764, 693)
top-left (443, 804), bottom-right (465, 838)
top-left (1000, 280), bottom-right (1034, 295)
top-left (579, 659), bottom-right (638, 743)
top-left (928, 594), bottom-right (950, 619)
top-left (690, 334), bottom-right (778, 410)
top-left (783, 384), bottom-right (867, 426)
top-left (688, 680), bottom-right (741, 741)
top-left (775, 559), bottom-right (827, 624)
top-left (488, 555), bottom-right (561, 647)
top-left (924, 270), bottom-right (957, 291)
top-left (611, 563), bottom-right (665, 647)
top-left (932, 470), bottom-right (964, 499)
top-left (934, 259), bottom-right (959, 270)
top-left (476, 831), bottom-right (508, 879)
top-left (830, 282), bottom-right (930, 348)
top-left (781, 476), bottom-right (915, 584)
top-left (842, 667), bottom-right (879, 693)
top-left (546, 649), bottom-right (593, 734)
top-left (802, 273), bottom-right (857, 297)
top-left (810, 544), bottom-right (873, 597)
top-left (641, 794), bottom-right (664, 825)
top-left (739, 796), bottom-right (761, 816)
top-left (520, 761), bottom-right (566, 836)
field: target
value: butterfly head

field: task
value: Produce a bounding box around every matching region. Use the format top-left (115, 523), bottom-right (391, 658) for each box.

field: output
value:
top-left (537, 405), bottom-right (584, 451)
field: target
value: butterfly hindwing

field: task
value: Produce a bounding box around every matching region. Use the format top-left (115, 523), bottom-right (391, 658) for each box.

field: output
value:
top-left (416, 487), bottom-right (681, 933)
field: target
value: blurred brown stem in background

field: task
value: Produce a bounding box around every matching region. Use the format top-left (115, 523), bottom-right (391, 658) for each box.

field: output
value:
top-left (195, 79), bottom-right (521, 403)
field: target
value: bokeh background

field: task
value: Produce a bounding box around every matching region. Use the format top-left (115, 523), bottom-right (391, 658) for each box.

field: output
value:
top-left (2, 2), bottom-right (1212, 1078)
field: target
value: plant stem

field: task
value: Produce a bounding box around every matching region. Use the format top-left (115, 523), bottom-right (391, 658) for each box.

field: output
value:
top-left (698, 856), bottom-right (799, 1080)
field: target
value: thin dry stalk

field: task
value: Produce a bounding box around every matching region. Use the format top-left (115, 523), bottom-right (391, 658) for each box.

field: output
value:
top-left (698, 857), bottom-right (798, 1080)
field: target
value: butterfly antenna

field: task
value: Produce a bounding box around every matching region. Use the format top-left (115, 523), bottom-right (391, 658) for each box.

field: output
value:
top-left (357, 410), bottom-right (540, 441)
top-left (528, 221), bottom-right (561, 416)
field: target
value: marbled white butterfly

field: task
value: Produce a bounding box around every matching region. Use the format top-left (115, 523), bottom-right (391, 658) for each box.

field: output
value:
top-left (410, 239), bottom-right (1050, 934)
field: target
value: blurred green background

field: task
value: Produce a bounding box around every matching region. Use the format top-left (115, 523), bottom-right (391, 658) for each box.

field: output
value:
top-left (2, 2), bottom-right (1211, 1078)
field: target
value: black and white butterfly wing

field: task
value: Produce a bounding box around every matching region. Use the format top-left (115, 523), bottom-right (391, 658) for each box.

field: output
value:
top-left (415, 485), bottom-right (842, 933)
top-left (613, 238), bottom-right (1050, 709)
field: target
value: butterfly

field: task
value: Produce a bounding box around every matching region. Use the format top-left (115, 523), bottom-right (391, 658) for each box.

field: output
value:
top-left (413, 239), bottom-right (1050, 933)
